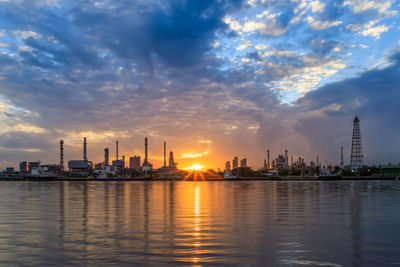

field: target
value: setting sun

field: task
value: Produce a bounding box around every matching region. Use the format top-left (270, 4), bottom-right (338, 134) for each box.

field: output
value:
top-left (185, 164), bottom-right (204, 171)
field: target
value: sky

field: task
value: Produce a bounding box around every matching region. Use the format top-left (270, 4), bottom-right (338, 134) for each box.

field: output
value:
top-left (0, 0), bottom-right (400, 170)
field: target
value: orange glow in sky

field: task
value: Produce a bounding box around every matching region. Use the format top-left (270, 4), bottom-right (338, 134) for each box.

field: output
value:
top-left (184, 164), bottom-right (204, 171)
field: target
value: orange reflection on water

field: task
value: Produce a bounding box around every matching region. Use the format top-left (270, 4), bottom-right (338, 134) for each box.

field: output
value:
top-left (183, 170), bottom-right (207, 181)
top-left (193, 185), bottom-right (201, 253)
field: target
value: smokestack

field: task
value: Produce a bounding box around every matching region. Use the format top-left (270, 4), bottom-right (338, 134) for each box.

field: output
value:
top-left (317, 156), bottom-right (319, 167)
top-left (291, 156), bottom-right (293, 167)
top-left (60, 140), bottom-right (64, 172)
top-left (122, 155), bottom-right (125, 168)
top-left (341, 147), bottom-right (344, 166)
top-left (104, 148), bottom-right (109, 166)
top-left (285, 149), bottom-right (288, 166)
top-left (267, 150), bottom-right (270, 169)
top-left (83, 137), bottom-right (87, 161)
top-left (116, 140), bottom-right (119, 161)
top-left (164, 141), bottom-right (166, 167)
top-left (145, 137), bottom-right (148, 163)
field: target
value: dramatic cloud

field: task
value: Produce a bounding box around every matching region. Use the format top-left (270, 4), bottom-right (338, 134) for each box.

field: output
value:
top-left (0, 0), bottom-right (399, 169)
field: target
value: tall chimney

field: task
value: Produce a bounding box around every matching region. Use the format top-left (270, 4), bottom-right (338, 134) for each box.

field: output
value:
top-left (163, 141), bottom-right (166, 167)
top-left (122, 155), bottom-right (125, 168)
top-left (116, 140), bottom-right (119, 161)
top-left (83, 137), bottom-right (87, 161)
top-left (285, 149), bottom-right (288, 166)
top-left (104, 148), bottom-right (109, 166)
top-left (145, 137), bottom-right (148, 163)
top-left (341, 147), bottom-right (344, 166)
top-left (60, 140), bottom-right (64, 172)
top-left (267, 150), bottom-right (270, 169)
top-left (317, 156), bottom-right (319, 167)
top-left (291, 156), bottom-right (293, 167)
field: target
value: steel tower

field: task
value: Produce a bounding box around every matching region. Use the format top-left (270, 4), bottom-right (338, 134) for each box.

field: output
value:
top-left (350, 116), bottom-right (363, 169)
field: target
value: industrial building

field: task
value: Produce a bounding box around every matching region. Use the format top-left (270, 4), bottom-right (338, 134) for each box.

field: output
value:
top-left (129, 156), bottom-right (141, 171)
top-left (240, 158), bottom-right (247, 168)
top-left (28, 161), bottom-right (41, 176)
top-left (68, 160), bottom-right (92, 175)
top-left (112, 159), bottom-right (124, 169)
top-left (38, 164), bottom-right (58, 176)
top-left (142, 137), bottom-right (153, 172)
top-left (225, 161), bottom-right (231, 171)
top-left (6, 167), bottom-right (14, 176)
top-left (20, 161), bottom-right (28, 175)
top-left (157, 141), bottom-right (182, 176)
top-left (275, 155), bottom-right (286, 169)
top-left (67, 137), bottom-right (93, 175)
top-left (169, 151), bottom-right (177, 169)
top-left (232, 156), bottom-right (239, 169)
top-left (380, 165), bottom-right (400, 176)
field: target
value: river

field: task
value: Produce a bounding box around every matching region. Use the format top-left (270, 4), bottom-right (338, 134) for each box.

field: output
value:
top-left (0, 181), bottom-right (399, 266)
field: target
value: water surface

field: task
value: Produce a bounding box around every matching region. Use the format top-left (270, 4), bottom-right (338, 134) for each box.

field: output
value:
top-left (0, 181), bottom-right (399, 266)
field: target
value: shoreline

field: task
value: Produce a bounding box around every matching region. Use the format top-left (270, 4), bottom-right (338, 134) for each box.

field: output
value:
top-left (0, 176), bottom-right (398, 181)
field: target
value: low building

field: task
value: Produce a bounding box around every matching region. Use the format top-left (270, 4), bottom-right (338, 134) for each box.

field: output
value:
top-left (380, 165), bottom-right (400, 176)
top-left (39, 164), bottom-right (58, 177)
top-left (142, 162), bottom-right (153, 173)
top-left (112, 159), bottom-right (124, 169)
top-left (6, 167), bottom-right (14, 176)
top-left (28, 161), bottom-right (41, 176)
top-left (95, 162), bottom-right (105, 170)
top-left (68, 160), bottom-right (92, 175)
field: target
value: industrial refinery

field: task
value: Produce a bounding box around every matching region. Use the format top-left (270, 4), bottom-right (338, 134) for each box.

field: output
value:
top-left (1, 116), bottom-right (400, 180)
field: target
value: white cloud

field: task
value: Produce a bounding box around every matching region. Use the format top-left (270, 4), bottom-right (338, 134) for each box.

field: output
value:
top-left (12, 30), bottom-right (42, 39)
top-left (346, 24), bottom-right (361, 32)
top-left (223, 16), bottom-right (242, 33)
top-left (212, 41), bottom-right (220, 48)
top-left (237, 39), bottom-right (252, 51)
top-left (255, 44), bottom-right (268, 50)
top-left (242, 20), bottom-right (266, 32)
top-left (310, 0), bottom-right (325, 13)
top-left (180, 151), bottom-right (210, 159)
top-left (262, 50), bottom-right (297, 58)
top-left (256, 10), bottom-right (270, 19)
top-left (362, 21), bottom-right (389, 38)
top-left (307, 17), bottom-right (342, 30)
top-left (344, 0), bottom-right (397, 16)
top-left (225, 13), bottom-right (289, 37)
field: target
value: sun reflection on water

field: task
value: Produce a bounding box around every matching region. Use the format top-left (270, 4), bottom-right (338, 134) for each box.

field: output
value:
top-left (193, 186), bottom-right (201, 253)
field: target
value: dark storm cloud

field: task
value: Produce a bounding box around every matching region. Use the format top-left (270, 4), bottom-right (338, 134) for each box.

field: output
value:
top-left (70, 0), bottom-right (243, 70)
top-left (294, 51), bottom-right (400, 164)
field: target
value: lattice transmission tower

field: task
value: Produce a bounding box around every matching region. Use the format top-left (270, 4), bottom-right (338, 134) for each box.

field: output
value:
top-left (350, 116), bottom-right (363, 169)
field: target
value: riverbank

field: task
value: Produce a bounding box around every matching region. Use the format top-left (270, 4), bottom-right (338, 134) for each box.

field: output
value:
top-left (0, 176), bottom-right (398, 181)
